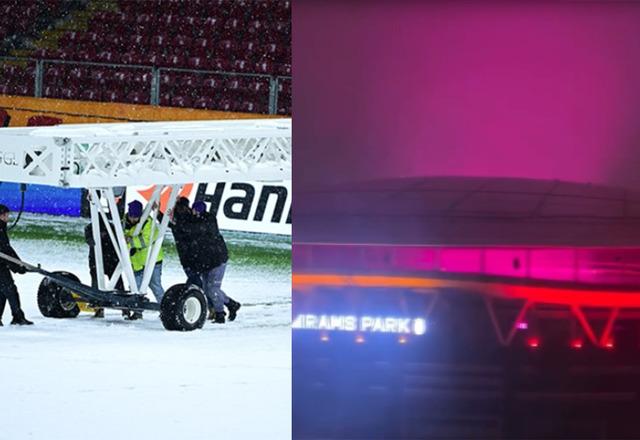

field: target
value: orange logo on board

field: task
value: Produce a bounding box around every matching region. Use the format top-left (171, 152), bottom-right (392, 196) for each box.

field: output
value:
top-left (137, 184), bottom-right (194, 211)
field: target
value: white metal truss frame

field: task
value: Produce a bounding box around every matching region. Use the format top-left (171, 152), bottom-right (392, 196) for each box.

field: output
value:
top-left (88, 185), bottom-right (180, 296)
top-left (0, 119), bottom-right (291, 188)
top-left (0, 119), bottom-right (291, 300)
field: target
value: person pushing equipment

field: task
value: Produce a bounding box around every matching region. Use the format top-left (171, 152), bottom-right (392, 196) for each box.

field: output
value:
top-left (158, 198), bottom-right (240, 323)
top-left (84, 213), bottom-right (124, 318)
top-left (191, 201), bottom-right (240, 324)
top-left (0, 204), bottom-right (33, 326)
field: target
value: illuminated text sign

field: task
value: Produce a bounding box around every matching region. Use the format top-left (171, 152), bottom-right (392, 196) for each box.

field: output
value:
top-left (292, 314), bottom-right (427, 335)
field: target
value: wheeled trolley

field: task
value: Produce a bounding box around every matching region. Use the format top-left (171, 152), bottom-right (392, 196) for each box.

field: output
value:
top-left (0, 119), bottom-right (291, 330)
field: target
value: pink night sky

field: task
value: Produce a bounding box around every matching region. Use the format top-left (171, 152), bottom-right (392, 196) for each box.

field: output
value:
top-left (294, 2), bottom-right (640, 192)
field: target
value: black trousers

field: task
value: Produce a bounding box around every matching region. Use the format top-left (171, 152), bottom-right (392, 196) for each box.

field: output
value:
top-left (0, 275), bottom-right (22, 321)
top-left (89, 261), bottom-right (125, 291)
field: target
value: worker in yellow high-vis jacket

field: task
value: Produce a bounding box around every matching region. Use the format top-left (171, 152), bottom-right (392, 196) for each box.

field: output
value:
top-left (123, 200), bottom-right (164, 320)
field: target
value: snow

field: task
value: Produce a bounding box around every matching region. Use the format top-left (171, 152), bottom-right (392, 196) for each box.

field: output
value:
top-left (0, 228), bottom-right (291, 440)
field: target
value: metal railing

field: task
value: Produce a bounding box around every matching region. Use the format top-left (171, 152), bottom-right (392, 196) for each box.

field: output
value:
top-left (0, 56), bottom-right (292, 114)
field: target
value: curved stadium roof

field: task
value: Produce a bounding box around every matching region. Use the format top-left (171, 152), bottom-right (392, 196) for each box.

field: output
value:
top-left (295, 177), bottom-right (640, 246)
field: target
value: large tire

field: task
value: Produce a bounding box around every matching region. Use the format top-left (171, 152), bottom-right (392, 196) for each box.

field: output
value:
top-left (37, 271), bottom-right (81, 319)
top-left (160, 284), bottom-right (208, 331)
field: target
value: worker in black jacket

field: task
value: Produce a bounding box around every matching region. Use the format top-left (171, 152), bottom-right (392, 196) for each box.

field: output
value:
top-left (84, 214), bottom-right (124, 318)
top-left (0, 204), bottom-right (33, 325)
top-left (191, 201), bottom-right (240, 324)
top-left (158, 198), bottom-right (239, 322)
top-left (157, 197), bottom-right (201, 287)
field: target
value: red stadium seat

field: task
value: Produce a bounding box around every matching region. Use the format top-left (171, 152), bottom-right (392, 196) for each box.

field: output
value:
top-left (187, 57), bottom-right (205, 69)
top-left (68, 67), bottom-right (87, 82)
top-left (59, 86), bottom-right (79, 100)
top-left (159, 72), bottom-right (176, 90)
top-left (175, 18), bottom-right (197, 37)
top-left (207, 58), bottom-right (232, 72)
top-left (223, 18), bottom-right (241, 36)
top-left (198, 17), bottom-right (221, 37)
top-left (216, 97), bottom-right (233, 112)
top-left (238, 101), bottom-right (257, 113)
top-left (162, 54), bottom-right (186, 68)
top-left (32, 48), bottom-right (48, 58)
top-left (27, 115), bottom-right (62, 126)
top-left (159, 14), bottom-right (178, 28)
top-left (277, 63), bottom-right (291, 76)
top-left (216, 39), bottom-right (236, 56)
top-left (73, 50), bottom-right (93, 62)
top-left (193, 96), bottom-right (214, 109)
top-left (120, 52), bottom-right (135, 65)
top-left (125, 52), bottom-right (146, 65)
top-left (170, 95), bottom-right (193, 108)
top-left (97, 50), bottom-right (116, 63)
top-left (278, 80), bottom-right (292, 96)
top-left (42, 85), bottom-right (57, 98)
top-left (90, 69), bottom-right (109, 86)
top-left (112, 70), bottom-right (133, 83)
top-left (247, 20), bottom-right (265, 36)
top-left (159, 91), bottom-right (172, 106)
top-left (178, 74), bottom-right (203, 89)
top-left (173, 35), bottom-right (192, 49)
top-left (183, 0), bottom-right (207, 17)
top-left (254, 60), bottom-right (274, 74)
top-left (0, 108), bottom-right (9, 127)
top-left (193, 38), bottom-right (208, 50)
top-left (126, 90), bottom-right (149, 104)
top-left (44, 66), bottom-right (63, 83)
top-left (83, 31), bottom-right (100, 44)
top-left (81, 88), bottom-right (101, 101)
top-left (232, 59), bottom-right (251, 73)
top-left (136, 13), bottom-right (152, 26)
top-left (12, 84), bottom-right (31, 96)
top-left (129, 34), bottom-right (147, 47)
top-left (241, 41), bottom-right (260, 60)
top-left (104, 89), bottom-right (124, 102)
top-left (202, 77), bottom-right (223, 94)
top-left (246, 79), bottom-right (270, 95)
top-left (262, 43), bottom-right (281, 60)
top-left (103, 33), bottom-right (123, 49)
top-left (144, 53), bottom-right (162, 66)
top-left (131, 71), bottom-right (152, 89)
top-left (150, 35), bottom-right (166, 49)
top-left (163, 0), bottom-right (184, 16)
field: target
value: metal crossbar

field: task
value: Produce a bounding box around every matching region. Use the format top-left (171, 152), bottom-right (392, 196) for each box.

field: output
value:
top-left (0, 119), bottom-right (291, 188)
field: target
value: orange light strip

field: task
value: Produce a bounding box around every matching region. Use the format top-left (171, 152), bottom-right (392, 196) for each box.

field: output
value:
top-left (292, 273), bottom-right (640, 308)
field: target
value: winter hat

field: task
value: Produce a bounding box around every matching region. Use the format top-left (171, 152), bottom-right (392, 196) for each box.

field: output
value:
top-left (0, 204), bottom-right (9, 215)
top-left (128, 200), bottom-right (143, 218)
top-left (176, 196), bottom-right (190, 208)
top-left (192, 201), bottom-right (206, 214)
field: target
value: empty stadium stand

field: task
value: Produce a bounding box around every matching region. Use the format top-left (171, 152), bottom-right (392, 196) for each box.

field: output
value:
top-left (0, 0), bottom-right (291, 115)
top-left (0, 0), bottom-right (77, 52)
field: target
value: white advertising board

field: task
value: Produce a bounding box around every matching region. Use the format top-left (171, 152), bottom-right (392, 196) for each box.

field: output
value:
top-left (127, 181), bottom-right (292, 236)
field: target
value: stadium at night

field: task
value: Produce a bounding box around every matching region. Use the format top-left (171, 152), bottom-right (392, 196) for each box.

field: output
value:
top-left (293, 177), bottom-right (640, 438)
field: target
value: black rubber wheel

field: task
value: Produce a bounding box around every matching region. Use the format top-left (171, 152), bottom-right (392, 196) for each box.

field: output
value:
top-left (160, 283), bottom-right (208, 331)
top-left (37, 271), bottom-right (81, 319)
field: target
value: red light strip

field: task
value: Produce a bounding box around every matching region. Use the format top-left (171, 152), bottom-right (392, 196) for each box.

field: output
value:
top-left (293, 272), bottom-right (632, 348)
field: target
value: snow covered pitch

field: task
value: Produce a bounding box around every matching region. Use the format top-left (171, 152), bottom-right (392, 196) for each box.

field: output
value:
top-left (0, 214), bottom-right (291, 440)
